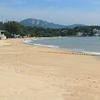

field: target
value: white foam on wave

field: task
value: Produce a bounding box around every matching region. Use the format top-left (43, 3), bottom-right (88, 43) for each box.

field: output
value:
top-left (76, 49), bottom-right (100, 56)
top-left (33, 43), bottom-right (60, 49)
top-left (80, 51), bottom-right (100, 56)
top-left (63, 48), bottom-right (100, 56)
top-left (23, 39), bottom-right (60, 48)
top-left (23, 39), bottom-right (33, 43)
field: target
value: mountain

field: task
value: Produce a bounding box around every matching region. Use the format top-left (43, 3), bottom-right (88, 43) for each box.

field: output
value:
top-left (20, 18), bottom-right (86, 29)
top-left (20, 18), bottom-right (66, 29)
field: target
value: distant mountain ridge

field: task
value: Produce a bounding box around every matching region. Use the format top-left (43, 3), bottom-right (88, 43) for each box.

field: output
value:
top-left (20, 18), bottom-right (86, 29)
top-left (20, 18), bottom-right (66, 29)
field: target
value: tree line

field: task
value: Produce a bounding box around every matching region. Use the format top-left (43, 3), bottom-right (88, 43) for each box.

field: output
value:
top-left (0, 21), bottom-right (100, 38)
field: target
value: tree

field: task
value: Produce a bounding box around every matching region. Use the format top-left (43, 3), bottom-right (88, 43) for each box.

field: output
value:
top-left (0, 22), bottom-right (4, 30)
top-left (4, 21), bottom-right (23, 36)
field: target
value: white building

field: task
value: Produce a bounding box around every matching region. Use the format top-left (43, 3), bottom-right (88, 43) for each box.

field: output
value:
top-left (77, 32), bottom-right (84, 37)
top-left (93, 29), bottom-right (100, 36)
top-left (0, 30), bottom-right (7, 40)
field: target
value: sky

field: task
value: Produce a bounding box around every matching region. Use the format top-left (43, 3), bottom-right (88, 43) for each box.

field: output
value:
top-left (0, 0), bottom-right (100, 25)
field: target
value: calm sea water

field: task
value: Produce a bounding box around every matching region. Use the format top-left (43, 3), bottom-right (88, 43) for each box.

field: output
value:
top-left (25, 37), bottom-right (100, 55)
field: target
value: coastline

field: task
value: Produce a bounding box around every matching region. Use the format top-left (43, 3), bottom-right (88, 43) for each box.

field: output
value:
top-left (0, 38), bottom-right (100, 100)
top-left (24, 38), bottom-right (100, 56)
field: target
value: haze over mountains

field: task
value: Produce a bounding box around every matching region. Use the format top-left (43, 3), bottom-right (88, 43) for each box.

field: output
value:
top-left (20, 18), bottom-right (86, 29)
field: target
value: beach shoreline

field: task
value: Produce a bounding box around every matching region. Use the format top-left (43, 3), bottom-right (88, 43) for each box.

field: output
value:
top-left (23, 38), bottom-right (100, 56)
top-left (0, 38), bottom-right (100, 100)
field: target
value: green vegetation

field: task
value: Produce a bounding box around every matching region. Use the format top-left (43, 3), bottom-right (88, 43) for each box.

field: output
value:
top-left (0, 21), bottom-right (100, 38)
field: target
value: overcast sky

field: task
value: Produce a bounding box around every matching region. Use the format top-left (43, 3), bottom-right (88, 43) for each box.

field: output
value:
top-left (0, 0), bottom-right (100, 25)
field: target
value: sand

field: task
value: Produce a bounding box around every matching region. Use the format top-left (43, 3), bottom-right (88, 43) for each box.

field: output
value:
top-left (0, 38), bottom-right (100, 100)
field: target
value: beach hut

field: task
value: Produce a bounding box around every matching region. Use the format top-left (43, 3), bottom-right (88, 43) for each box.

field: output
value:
top-left (0, 30), bottom-right (7, 40)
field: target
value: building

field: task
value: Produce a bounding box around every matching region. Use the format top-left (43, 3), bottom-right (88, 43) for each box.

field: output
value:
top-left (0, 30), bottom-right (7, 40)
top-left (93, 29), bottom-right (100, 36)
top-left (77, 32), bottom-right (84, 37)
top-left (0, 30), bottom-right (6, 34)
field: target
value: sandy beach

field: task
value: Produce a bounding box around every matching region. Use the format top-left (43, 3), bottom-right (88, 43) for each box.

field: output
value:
top-left (0, 38), bottom-right (100, 100)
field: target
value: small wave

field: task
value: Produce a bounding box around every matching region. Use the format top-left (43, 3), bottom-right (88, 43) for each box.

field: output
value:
top-left (63, 48), bottom-right (100, 56)
top-left (74, 49), bottom-right (100, 56)
top-left (23, 39), bottom-right (33, 43)
top-left (33, 43), bottom-right (60, 49)
top-left (23, 39), bottom-right (60, 48)
top-left (80, 51), bottom-right (100, 56)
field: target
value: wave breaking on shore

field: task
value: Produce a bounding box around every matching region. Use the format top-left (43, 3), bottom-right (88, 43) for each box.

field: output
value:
top-left (23, 39), bottom-right (100, 56)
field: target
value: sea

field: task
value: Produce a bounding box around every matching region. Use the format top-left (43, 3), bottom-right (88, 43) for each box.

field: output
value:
top-left (24, 37), bottom-right (100, 56)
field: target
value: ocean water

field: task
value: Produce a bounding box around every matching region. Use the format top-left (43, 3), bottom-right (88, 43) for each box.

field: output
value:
top-left (24, 37), bottom-right (100, 56)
